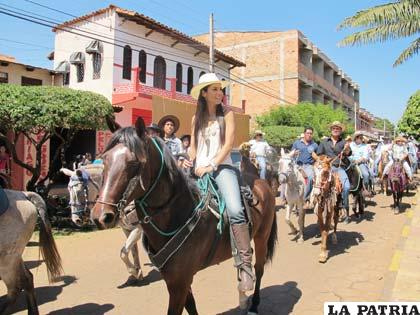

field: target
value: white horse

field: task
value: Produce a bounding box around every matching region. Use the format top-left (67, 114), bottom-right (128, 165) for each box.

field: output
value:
top-left (0, 189), bottom-right (62, 314)
top-left (61, 165), bottom-right (144, 282)
top-left (278, 149), bottom-right (306, 243)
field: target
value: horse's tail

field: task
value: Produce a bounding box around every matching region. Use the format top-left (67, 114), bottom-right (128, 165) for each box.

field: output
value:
top-left (26, 192), bottom-right (63, 282)
top-left (266, 211), bottom-right (277, 263)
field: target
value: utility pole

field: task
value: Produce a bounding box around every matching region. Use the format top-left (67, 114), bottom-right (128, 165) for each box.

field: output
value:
top-left (209, 13), bottom-right (214, 72)
top-left (383, 119), bottom-right (386, 137)
top-left (354, 102), bottom-right (357, 131)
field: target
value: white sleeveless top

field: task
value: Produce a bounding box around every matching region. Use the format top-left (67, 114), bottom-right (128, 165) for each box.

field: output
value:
top-left (196, 120), bottom-right (232, 168)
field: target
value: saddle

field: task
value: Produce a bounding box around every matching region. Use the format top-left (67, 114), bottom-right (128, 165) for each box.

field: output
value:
top-left (0, 187), bottom-right (9, 216)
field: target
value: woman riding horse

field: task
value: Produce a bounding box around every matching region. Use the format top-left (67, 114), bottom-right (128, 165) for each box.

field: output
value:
top-left (182, 73), bottom-right (254, 292)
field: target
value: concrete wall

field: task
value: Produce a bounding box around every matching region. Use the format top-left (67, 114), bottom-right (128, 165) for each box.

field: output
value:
top-left (0, 62), bottom-right (53, 86)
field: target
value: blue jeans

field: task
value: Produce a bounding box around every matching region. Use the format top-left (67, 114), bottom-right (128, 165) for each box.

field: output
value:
top-left (214, 166), bottom-right (245, 225)
top-left (301, 164), bottom-right (314, 201)
top-left (358, 163), bottom-right (372, 188)
top-left (374, 156), bottom-right (381, 176)
top-left (332, 166), bottom-right (350, 210)
top-left (256, 156), bottom-right (266, 180)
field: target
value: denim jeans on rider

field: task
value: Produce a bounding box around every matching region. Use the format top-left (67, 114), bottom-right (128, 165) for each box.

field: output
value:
top-left (301, 164), bottom-right (314, 201)
top-left (358, 163), bottom-right (371, 188)
top-left (256, 156), bottom-right (267, 180)
top-left (214, 165), bottom-right (245, 225)
top-left (332, 166), bottom-right (350, 210)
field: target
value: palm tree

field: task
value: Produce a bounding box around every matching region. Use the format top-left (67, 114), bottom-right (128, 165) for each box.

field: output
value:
top-left (338, 0), bottom-right (420, 66)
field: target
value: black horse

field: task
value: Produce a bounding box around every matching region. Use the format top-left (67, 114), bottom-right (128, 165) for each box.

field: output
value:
top-left (345, 164), bottom-right (365, 219)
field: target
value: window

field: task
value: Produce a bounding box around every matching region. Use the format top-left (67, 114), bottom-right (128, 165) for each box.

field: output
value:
top-left (122, 45), bottom-right (132, 80)
top-left (63, 73), bottom-right (70, 85)
top-left (176, 63), bottom-right (182, 92)
top-left (21, 76), bottom-right (42, 86)
top-left (187, 67), bottom-right (193, 94)
top-left (153, 56), bottom-right (166, 89)
top-left (76, 64), bottom-right (84, 82)
top-left (138, 50), bottom-right (147, 83)
top-left (0, 72), bottom-right (8, 84)
top-left (92, 53), bottom-right (101, 80)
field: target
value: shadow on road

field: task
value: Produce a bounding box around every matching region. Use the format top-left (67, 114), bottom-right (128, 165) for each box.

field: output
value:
top-left (327, 231), bottom-right (365, 261)
top-left (24, 260), bottom-right (43, 270)
top-left (218, 281), bottom-right (301, 315)
top-left (47, 303), bottom-right (114, 314)
top-left (0, 275), bottom-right (77, 314)
top-left (117, 269), bottom-right (162, 289)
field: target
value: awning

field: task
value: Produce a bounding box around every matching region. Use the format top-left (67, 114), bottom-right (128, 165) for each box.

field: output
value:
top-left (85, 40), bottom-right (103, 54)
top-left (69, 52), bottom-right (85, 64)
top-left (54, 61), bottom-right (70, 73)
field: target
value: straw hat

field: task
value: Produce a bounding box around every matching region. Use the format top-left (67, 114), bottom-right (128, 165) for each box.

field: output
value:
top-left (394, 136), bottom-right (407, 143)
top-left (345, 135), bottom-right (352, 142)
top-left (329, 121), bottom-right (345, 131)
top-left (353, 131), bottom-right (364, 140)
top-left (190, 73), bottom-right (229, 100)
top-left (158, 115), bottom-right (180, 134)
top-left (254, 130), bottom-right (265, 138)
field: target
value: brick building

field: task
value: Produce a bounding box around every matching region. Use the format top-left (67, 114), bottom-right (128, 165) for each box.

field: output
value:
top-left (194, 31), bottom-right (361, 124)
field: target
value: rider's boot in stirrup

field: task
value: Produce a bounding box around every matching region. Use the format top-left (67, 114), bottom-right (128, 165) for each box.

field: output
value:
top-left (231, 223), bottom-right (255, 292)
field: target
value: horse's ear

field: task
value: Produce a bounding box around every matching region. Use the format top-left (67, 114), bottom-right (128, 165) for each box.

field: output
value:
top-left (135, 117), bottom-right (146, 139)
top-left (106, 115), bottom-right (121, 133)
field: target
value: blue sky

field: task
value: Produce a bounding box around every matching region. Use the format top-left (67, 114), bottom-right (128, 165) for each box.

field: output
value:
top-left (0, 0), bottom-right (418, 124)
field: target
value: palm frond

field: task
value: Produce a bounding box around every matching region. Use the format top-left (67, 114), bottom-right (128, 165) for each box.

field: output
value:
top-left (338, 0), bottom-right (420, 31)
top-left (393, 37), bottom-right (420, 66)
top-left (338, 17), bottom-right (420, 47)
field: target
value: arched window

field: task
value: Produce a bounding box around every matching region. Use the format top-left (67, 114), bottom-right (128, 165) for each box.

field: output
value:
top-left (122, 45), bottom-right (132, 80)
top-left (153, 56), bottom-right (166, 89)
top-left (92, 52), bottom-right (101, 80)
top-left (76, 64), bottom-right (84, 82)
top-left (199, 71), bottom-right (206, 78)
top-left (138, 50), bottom-right (147, 83)
top-left (187, 67), bottom-right (194, 94)
top-left (176, 63), bottom-right (183, 92)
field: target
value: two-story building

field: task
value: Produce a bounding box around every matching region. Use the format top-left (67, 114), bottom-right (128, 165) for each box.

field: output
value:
top-left (51, 5), bottom-right (247, 155)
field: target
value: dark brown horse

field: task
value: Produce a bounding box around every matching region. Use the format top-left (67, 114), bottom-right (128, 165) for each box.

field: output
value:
top-left (388, 160), bottom-right (407, 214)
top-left (91, 118), bottom-right (277, 315)
top-left (311, 155), bottom-right (341, 263)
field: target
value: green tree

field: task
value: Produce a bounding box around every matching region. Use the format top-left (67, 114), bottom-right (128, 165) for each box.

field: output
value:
top-left (338, 0), bottom-right (420, 67)
top-left (0, 84), bottom-right (114, 191)
top-left (374, 117), bottom-right (395, 133)
top-left (398, 90), bottom-right (420, 137)
top-left (256, 102), bottom-right (354, 143)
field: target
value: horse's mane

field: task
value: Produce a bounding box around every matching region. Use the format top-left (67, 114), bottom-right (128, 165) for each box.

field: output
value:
top-left (104, 127), bottom-right (198, 197)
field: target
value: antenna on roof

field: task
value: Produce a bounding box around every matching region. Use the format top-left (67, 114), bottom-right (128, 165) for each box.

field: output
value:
top-left (209, 13), bottom-right (214, 72)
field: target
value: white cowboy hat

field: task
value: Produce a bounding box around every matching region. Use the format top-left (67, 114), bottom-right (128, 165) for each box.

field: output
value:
top-left (190, 73), bottom-right (229, 100)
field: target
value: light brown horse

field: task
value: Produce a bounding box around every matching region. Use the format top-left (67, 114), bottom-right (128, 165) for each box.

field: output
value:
top-left (91, 118), bottom-right (277, 315)
top-left (378, 150), bottom-right (390, 195)
top-left (0, 190), bottom-right (62, 314)
top-left (311, 154), bottom-right (341, 263)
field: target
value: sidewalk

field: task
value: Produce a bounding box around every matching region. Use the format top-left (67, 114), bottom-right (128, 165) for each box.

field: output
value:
top-left (383, 183), bottom-right (420, 301)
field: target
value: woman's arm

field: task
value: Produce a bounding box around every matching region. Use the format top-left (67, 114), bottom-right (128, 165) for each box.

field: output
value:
top-left (188, 115), bottom-right (197, 161)
top-left (212, 110), bottom-right (235, 167)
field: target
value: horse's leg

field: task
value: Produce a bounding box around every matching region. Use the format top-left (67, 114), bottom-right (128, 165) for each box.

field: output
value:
top-left (359, 192), bottom-right (365, 217)
top-left (120, 227), bottom-right (142, 279)
top-left (184, 287), bottom-right (198, 315)
top-left (248, 233), bottom-right (269, 314)
top-left (285, 203), bottom-right (297, 235)
top-left (331, 206), bottom-right (339, 245)
top-left (0, 259), bottom-right (21, 315)
top-left (317, 206), bottom-right (328, 263)
top-left (21, 261), bottom-right (39, 315)
top-left (297, 202), bottom-right (305, 244)
top-left (167, 281), bottom-right (190, 315)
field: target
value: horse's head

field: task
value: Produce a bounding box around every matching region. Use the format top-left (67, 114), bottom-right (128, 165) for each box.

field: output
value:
top-left (91, 118), bottom-right (152, 229)
top-left (278, 148), bottom-right (296, 184)
top-left (312, 153), bottom-right (334, 192)
top-left (239, 142), bottom-right (251, 158)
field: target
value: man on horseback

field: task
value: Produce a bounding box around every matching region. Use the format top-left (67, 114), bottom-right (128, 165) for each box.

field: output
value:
top-left (249, 130), bottom-right (270, 179)
top-left (316, 121), bottom-right (352, 223)
top-left (182, 73), bottom-right (255, 292)
top-left (382, 136), bottom-right (413, 182)
top-left (159, 115), bottom-right (182, 157)
top-left (350, 131), bottom-right (374, 194)
top-left (292, 126), bottom-right (318, 209)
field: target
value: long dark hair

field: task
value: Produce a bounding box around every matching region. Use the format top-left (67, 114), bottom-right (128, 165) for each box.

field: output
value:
top-left (193, 86), bottom-right (225, 149)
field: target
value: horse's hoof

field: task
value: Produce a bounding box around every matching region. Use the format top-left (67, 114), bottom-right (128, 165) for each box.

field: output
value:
top-left (297, 237), bottom-right (304, 244)
top-left (239, 291), bottom-right (248, 310)
top-left (318, 255), bottom-right (327, 263)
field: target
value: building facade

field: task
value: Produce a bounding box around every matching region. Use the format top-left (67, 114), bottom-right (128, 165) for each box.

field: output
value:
top-left (194, 31), bottom-right (361, 125)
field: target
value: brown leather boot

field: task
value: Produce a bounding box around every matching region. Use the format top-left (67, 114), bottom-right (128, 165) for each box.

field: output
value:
top-left (231, 223), bottom-right (255, 292)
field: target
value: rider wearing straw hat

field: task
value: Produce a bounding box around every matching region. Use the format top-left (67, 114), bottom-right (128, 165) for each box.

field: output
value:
top-left (349, 131), bottom-right (374, 192)
top-left (316, 121), bottom-right (352, 223)
top-left (182, 72), bottom-right (255, 292)
top-left (249, 130), bottom-right (270, 179)
top-left (382, 135), bottom-right (412, 182)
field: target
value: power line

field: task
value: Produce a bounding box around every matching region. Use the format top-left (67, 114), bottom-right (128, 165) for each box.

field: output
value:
top-left (0, 6), bottom-right (291, 103)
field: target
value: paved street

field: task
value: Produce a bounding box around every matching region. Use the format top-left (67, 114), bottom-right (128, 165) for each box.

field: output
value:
top-left (1, 187), bottom-right (418, 315)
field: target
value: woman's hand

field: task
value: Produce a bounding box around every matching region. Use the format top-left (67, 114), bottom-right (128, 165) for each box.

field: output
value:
top-left (195, 166), bottom-right (213, 177)
top-left (182, 159), bottom-right (194, 169)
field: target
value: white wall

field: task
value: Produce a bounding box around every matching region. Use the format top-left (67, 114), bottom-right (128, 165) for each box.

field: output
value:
top-left (0, 63), bottom-right (53, 85)
top-left (53, 10), bottom-right (115, 101)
